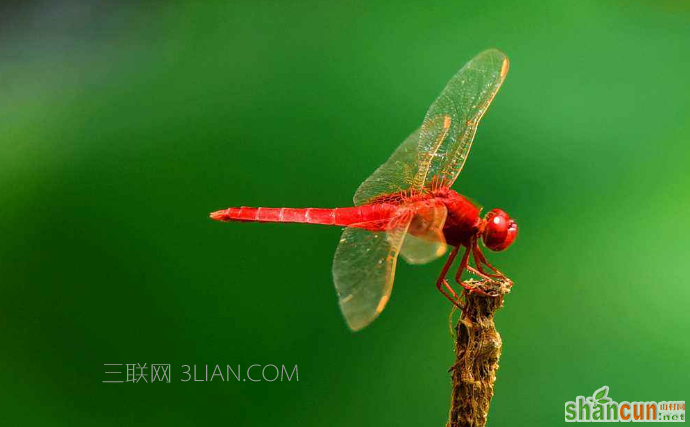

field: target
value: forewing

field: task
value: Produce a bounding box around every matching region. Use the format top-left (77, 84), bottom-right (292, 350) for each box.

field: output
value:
top-left (399, 202), bottom-right (448, 265)
top-left (332, 213), bottom-right (412, 331)
top-left (353, 129), bottom-right (420, 206)
top-left (413, 49), bottom-right (509, 189)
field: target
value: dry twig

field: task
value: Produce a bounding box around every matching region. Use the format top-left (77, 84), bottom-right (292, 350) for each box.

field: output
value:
top-left (447, 279), bottom-right (512, 427)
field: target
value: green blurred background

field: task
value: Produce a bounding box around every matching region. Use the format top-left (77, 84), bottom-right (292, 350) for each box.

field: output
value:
top-left (1, 0), bottom-right (688, 425)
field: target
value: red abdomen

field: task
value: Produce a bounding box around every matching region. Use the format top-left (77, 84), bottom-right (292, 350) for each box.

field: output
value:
top-left (210, 204), bottom-right (399, 228)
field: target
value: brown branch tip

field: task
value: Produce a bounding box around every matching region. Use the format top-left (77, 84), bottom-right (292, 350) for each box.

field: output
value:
top-left (447, 278), bottom-right (512, 427)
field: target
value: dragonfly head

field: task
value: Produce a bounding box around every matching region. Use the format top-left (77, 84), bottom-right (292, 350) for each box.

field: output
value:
top-left (481, 208), bottom-right (518, 252)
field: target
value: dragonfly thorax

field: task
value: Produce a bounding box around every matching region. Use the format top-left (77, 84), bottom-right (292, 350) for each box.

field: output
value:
top-left (432, 188), bottom-right (517, 251)
top-left (433, 188), bottom-right (482, 246)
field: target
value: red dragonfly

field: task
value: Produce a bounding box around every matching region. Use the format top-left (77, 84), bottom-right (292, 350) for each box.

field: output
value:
top-left (211, 49), bottom-right (517, 331)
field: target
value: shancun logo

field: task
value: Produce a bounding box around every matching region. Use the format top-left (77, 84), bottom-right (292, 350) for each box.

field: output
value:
top-left (565, 386), bottom-right (685, 422)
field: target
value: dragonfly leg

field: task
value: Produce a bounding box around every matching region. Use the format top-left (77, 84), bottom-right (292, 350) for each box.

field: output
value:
top-left (453, 243), bottom-right (472, 285)
top-left (472, 243), bottom-right (503, 278)
top-left (472, 243), bottom-right (513, 290)
top-left (453, 239), bottom-right (495, 297)
top-left (436, 246), bottom-right (463, 308)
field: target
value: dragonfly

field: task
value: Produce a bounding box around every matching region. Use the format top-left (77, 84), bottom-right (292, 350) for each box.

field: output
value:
top-left (211, 49), bottom-right (517, 331)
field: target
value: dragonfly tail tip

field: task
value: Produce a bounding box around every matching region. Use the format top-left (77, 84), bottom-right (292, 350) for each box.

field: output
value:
top-left (209, 210), bottom-right (227, 221)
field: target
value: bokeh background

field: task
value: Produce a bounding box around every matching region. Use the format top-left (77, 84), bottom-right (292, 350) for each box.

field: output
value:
top-left (1, 0), bottom-right (688, 425)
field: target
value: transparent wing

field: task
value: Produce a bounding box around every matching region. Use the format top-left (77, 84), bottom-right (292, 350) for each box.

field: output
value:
top-left (354, 50), bottom-right (508, 205)
top-left (332, 213), bottom-right (412, 331)
top-left (413, 49), bottom-right (509, 189)
top-left (400, 202), bottom-right (448, 265)
top-left (353, 129), bottom-right (420, 206)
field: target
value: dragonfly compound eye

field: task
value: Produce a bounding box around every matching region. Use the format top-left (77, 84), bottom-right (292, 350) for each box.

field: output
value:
top-left (482, 209), bottom-right (518, 252)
